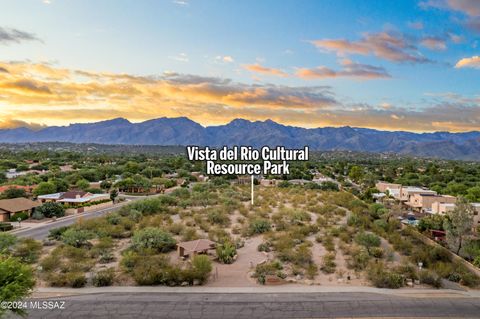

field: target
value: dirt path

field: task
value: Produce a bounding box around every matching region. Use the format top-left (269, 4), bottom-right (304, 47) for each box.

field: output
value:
top-left (206, 236), bottom-right (267, 287)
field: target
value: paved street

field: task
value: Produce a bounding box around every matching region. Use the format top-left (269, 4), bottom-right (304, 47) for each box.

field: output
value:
top-left (10, 188), bottom-right (179, 240)
top-left (11, 202), bottom-right (130, 240)
top-left (6, 292), bottom-right (480, 319)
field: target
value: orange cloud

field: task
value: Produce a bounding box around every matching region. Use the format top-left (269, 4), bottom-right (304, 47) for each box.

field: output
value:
top-left (242, 63), bottom-right (289, 77)
top-left (1, 61), bottom-right (479, 132)
top-left (455, 56), bottom-right (480, 68)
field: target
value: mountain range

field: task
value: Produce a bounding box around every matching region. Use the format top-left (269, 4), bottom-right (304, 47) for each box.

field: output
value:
top-left (1, 117), bottom-right (480, 160)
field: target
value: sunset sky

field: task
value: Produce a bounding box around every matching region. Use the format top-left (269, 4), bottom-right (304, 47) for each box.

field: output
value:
top-left (0, 0), bottom-right (479, 132)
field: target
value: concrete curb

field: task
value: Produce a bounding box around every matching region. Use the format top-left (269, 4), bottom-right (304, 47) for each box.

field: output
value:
top-left (32, 285), bottom-right (480, 298)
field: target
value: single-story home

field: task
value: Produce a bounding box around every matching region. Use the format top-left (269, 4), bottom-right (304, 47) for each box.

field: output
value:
top-left (177, 239), bottom-right (216, 258)
top-left (0, 197), bottom-right (41, 222)
top-left (38, 191), bottom-right (109, 205)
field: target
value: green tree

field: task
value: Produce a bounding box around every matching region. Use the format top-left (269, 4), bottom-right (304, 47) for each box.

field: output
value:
top-left (33, 181), bottom-right (56, 196)
top-left (355, 232), bottom-right (381, 255)
top-left (444, 197), bottom-right (474, 255)
top-left (110, 188), bottom-right (118, 203)
top-left (131, 227), bottom-right (176, 253)
top-left (0, 188), bottom-right (27, 199)
top-left (35, 202), bottom-right (65, 218)
top-left (349, 166), bottom-right (364, 183)
top-left (0, 256), bottom-right (36, 317)
top-left (75, 179), bottom-right (90, 191)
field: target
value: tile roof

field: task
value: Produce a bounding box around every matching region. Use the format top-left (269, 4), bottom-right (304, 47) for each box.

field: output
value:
top-left (0, 198), bottom-right (41, 213)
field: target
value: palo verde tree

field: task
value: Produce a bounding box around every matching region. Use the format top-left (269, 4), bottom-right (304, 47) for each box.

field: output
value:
top-left (0, 256), bottom-right (36, 317)
top-left (444, 197), bottom-right (474, 255)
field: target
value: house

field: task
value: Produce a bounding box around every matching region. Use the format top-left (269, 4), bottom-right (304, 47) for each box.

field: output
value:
top-left (37, 191), bottom-right (109, 205)
top-left (399, 186), bottom-right (437, 202)
top-left (375, 181), bottom-right (402, 193)
top-left (177, 239), bottom-right (216, 258)
top-left (5, 169), bottom-right (28, 179)
top-left (431, 202), bottom-right (480, 227)
top-left (0, 184), bottom-right (37, 195)
top-left (0, 198), bottom-right (41, 222)
top-left (407, 194), bottom-right (456, 212)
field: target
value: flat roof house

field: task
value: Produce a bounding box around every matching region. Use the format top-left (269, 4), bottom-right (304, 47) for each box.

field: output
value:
top-left (375, 182), bottom-right (402, 193)
top-left (407, 194), bottom-right (456, 212)
top-left (0, 198), bottom-right (41, 222)
top-left (399, 186), bottom-right (437, 202)
top-left (38, 191), bottom-right (109, 205)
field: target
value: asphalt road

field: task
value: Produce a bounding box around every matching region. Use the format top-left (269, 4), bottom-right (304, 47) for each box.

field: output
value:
top-left (11, 203), bottom-right (130, 240)
top-left (6, 292), bottom-right (480, 319)
top-left (11, 189), bottom-right (179, 240)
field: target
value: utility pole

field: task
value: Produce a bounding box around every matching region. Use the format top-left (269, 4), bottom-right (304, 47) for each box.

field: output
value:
top-left (251, 175), bottom-right (254, 205)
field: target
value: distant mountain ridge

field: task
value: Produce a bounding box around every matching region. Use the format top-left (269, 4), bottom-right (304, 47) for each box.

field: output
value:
top-left (1, 117), bottom-right (480, 160)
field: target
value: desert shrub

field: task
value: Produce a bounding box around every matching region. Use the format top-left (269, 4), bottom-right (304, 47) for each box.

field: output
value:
top-left (39, 253), bottom-right (61, 272)
top-left (388, 233), bottom-right (413, 255)
top-left (253, 260), bottom-right (283, 284)
top-left (349, 248), bottom-right (370, 271)
top-left (47, 272), bottom-right (87, 288)
top-left (207, 209), bottom-right (230, 226)
top-left (367, 262), bottom-right (404, 289)
top-left (106, 213), bottom-right (121, 225)
top-left (128, 198), bottom-right (169, 215)
top-left (395, 262), bottom-right (418, 280)
top-left (191, 255), bottom-right (212, 284)
top-left (459, 272), bottom-right (480, 288)
top-left (128, 209), bottom-right (143, 222)
top-left (323, 236), bottom-right (335, 252)
top-left (248, 219), bottom-right (271, 235)
top-left (292, 243), bottom-right (313, 267)
top-left (0, 233), bottom-right (17, 252)
top-left (216, 242), bottom-right (237, 264)
top-left (31, 211), bottom-right (45, 220)
top-left (419, 269), bottom-right (442, 288)
top-left (321, 253), bottom-right (336, 274)
top-left (92, 268), bottom-right (115, 287)
top-left (61, 228), bottom-right (94, 248)
top-left (167, 223), bottom-right (185, 235)
top-left (432, 262), bottom-right (454, 279)
top-left (13, 238), bottom-right (42, 264)
top-left (48, 226), bottom-right (70, 240)
top-left (130, 254), bottom-right (172, 285)
top-left (257, 241), bottom-right (272, 252)
top-left (306, 263), bottom-right (318, 279)
top-left (181, 228), bottom-right (199, 241)
top-left (131, 227), bottom-right (176, 253)
top-left (11, 212), bottom-right (29, 221)
top-left (371, 247), bottom-right (384, 258)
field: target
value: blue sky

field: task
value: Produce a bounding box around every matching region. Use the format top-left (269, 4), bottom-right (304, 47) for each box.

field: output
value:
top-left (0, 0), bottom-right (479, 131)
